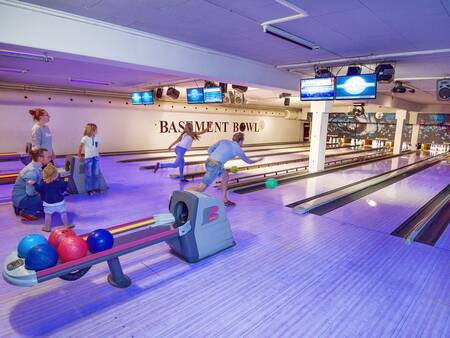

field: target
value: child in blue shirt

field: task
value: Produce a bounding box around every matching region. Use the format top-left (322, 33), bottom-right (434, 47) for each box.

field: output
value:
top-left (35, 163), bottom-right (73, 232)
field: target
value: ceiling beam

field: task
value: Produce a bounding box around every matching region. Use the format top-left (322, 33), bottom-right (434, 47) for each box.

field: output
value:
top-left (0, 0), bottom-right (301, 91)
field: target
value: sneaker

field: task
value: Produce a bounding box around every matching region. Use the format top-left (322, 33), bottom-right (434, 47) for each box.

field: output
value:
top-left (179, 177), bottom-right (189, 182)
top-left (224, 200), bottom-right (236, 207)
top-left (13, 207), bottom-right (20, 216)
top-left (20, 211), bottom-right (39, 221)
top-left (95, 188), bottom-right (101, 193)
top-left (41, 227), bottom-right (51, 232)
top-left (154, 162), bottom-right (160, 173)
top-left (87, 190), bottom-right (94, 196)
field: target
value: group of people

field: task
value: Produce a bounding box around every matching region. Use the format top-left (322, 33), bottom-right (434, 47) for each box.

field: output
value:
top-left (154, 122), bottom-right (263, 206)
top-left (12, 110), bottom-right (261, 231)
top-left (12, 108), bottom-right (101, 231)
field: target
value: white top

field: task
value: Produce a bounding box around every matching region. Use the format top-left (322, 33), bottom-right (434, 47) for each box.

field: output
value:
top-left (177, 133), bottom-right (193, 150)
top-left (81, 135), bottom-right (100, 158)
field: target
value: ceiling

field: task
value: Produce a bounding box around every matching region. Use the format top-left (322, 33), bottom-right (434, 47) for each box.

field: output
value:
top-left (1, 0), bottom-right (449, 109)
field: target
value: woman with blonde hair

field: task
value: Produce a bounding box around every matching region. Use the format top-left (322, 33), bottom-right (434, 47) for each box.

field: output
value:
top-left (78, 123), bottom-right (101, 195)
top-left (154, 122), bottom-right (211, 182)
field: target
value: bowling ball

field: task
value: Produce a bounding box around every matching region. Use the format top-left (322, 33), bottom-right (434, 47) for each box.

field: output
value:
top-left (230, 165), bottom-right (239, 174)
top-left (48, 228), bottom-right (76, 249)
top-left (25, 244), bottom-right (58, 271)
top-left (17, 234), bottom-right (48, 258)
top-left (265, 178), bottom-right (278, 189)
top-left (87, 229), bottom-right (114, 253)
top-left (57, 236), bottom-right (88, 262)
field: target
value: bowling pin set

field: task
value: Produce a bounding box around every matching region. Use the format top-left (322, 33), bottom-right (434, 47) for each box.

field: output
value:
top-left (430, 143), bottom-right (450, 153)
top-left (350, 138), bottom-right (365, 146)
top-left (372, 140), bottom-right (386, 148)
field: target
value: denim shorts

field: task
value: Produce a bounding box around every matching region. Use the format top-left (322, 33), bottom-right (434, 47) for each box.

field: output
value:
top-left (202, 159), bottom-right (224, 187)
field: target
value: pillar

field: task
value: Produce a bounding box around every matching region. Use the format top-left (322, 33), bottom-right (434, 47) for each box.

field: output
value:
top-left (409, 112), bottom-right (420, 150)
top-left (393, 109), bottom-right (407, 155)
top-left (308, 101), bottom-right (333, 172)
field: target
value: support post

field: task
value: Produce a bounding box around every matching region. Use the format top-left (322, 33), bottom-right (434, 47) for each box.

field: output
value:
top-left (409, 112), bottom-right (420, 150)
top-left (308, 101), bottom-right (333, 172)
top-left (107, 257), bottom-right (131, 288)
top-left (393, 109), bottom-right (407, 155)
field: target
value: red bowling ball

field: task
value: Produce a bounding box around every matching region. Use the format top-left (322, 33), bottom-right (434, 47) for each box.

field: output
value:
top-left (48, 228), bottom-right (77, 249)
top-left (57, 235), bottom-right (88, 262)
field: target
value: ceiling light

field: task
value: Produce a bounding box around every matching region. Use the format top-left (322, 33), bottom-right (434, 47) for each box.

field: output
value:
top-left (262, 25), bottom-right (319, 50)
top-left (0, 49), bottom-right (53, 62)
top-left (0, 67), bottom-right (28, 73)
top-left (69, 78), bottom-right (112, 85)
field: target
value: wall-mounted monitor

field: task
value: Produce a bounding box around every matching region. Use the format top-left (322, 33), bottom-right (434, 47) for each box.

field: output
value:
top-left (131, 91), bottom-right (154, 105)
top-left (203, 86), bottom-right (223, 103)
top-left (140, 91), bottom-right (154, 105)
top-left (335, 74), bottom-right (377, 100)
top-left (131, 92), bottom-right (142, 105)
top-left (300, 77), bottom-right (335, 101)
top-left (186, 87), bottom-right (204, 104)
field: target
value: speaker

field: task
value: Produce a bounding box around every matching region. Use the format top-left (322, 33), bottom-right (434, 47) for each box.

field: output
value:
top-left (437, 79), bottom-right (450, 101)
top-left (284, 98), bottom-right (290, 106)
top-left (156, 87), bottom-right (163, 99)
top-left (167, 87), bottom-right (180, 99)
top-left (219, 82), bottom-right (228, 93)
top-left (375, 64), bottom-right (395, 82)
top-left (347, 66), bottom-right (361, 76)
top-left (315, 68), bottom-right (333, 78)
top-left (231, 85), bottom-right (248, 93)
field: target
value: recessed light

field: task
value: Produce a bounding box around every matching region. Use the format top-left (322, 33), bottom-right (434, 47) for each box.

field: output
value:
top-left (0, 49), bottom-right (53, 62)
top-left (69, 78), bottom-right (112, 86)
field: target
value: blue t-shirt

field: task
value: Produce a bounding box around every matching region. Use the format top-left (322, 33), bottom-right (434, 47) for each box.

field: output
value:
top-left (208, 140), bottom-right (254, 164)
top-left (35, 178), bottom-right (67, 204)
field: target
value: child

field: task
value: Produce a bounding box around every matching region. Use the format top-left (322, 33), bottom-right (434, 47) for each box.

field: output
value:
top-left (154, 122), bottom-right (210, 181)
top-left (35, 163), bottom-right (72, 232)
top-left (78, 123), bottom-right (100, 195)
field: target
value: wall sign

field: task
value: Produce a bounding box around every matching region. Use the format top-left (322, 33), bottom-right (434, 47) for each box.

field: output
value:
top-left (159, 120), bottom-right (262, 133)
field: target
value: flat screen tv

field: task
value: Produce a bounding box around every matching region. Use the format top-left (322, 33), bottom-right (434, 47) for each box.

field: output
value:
top-left (187, 87), bottom-right (204, 104)
top-left (131, 92), bottom-right (142, 105)
top-left (335, 74), bottom-right (377, 100)
top-left (300, 77), bottom-right (335, 101)
top-left (140, 91), bottom-right (154, 105)
top-left (203, 86), bottom-right (223, 103)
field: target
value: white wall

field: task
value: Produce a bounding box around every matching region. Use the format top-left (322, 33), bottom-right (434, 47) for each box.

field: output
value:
top-left (0, 89), bottom-right (301, 154)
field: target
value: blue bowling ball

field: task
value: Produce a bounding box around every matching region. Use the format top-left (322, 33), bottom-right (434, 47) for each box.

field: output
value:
top-left (87, 229), bottom-right (114, 253)
top-left (25, 244), bottom-right (58, 271)
top-left (17, 234), bottom-right (48, 258)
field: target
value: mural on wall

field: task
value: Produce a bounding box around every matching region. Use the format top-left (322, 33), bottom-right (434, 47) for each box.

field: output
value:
top-left (326, 112), bottom-right (448, 143)
top-left (327, 113), bottom-right (401, 140)
top-left (418, 125), bottom-right (450, 143)
top-left (418, 114), bottom-right (450, 126)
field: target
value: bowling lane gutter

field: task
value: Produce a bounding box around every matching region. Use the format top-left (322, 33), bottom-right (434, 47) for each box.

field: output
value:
top-left (232, 150), bottom-right (414, 194)
top-left (290, 153), bottom-right (449, 215)
top-left (391, 184), bottom-right (450, 246)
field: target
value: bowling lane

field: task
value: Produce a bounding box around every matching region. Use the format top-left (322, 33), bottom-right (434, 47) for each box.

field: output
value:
top-left (223, 148), bottom-right (385, 183)
top-left (243, 152), bottom-right (426, 206)
top-left (113, 142), bottom-right (310, 162)
top-left (150, 146), bottom-right (358, 173)
top-left (0, 160), bottom-right (24, 173)
top-left (322, 159), bottom-right (450, 235)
